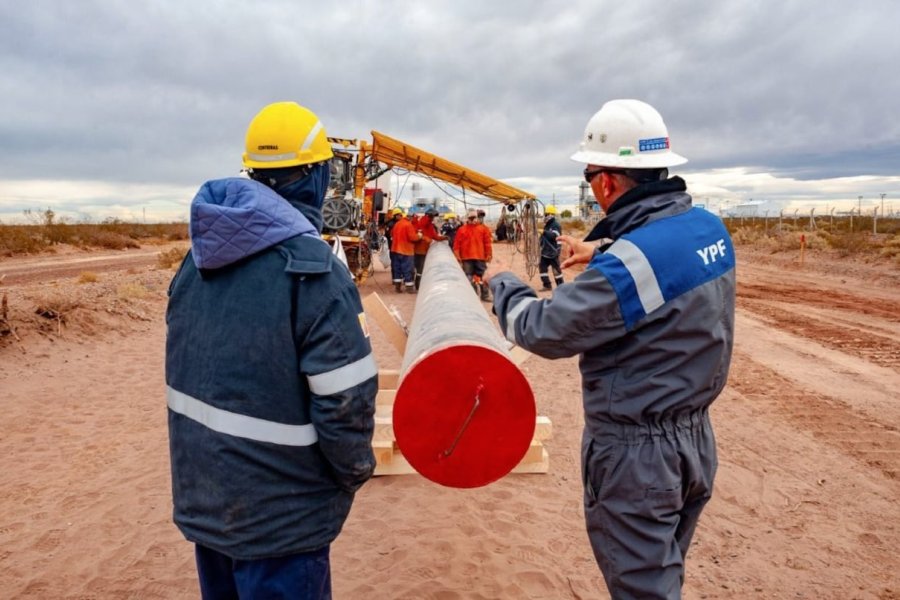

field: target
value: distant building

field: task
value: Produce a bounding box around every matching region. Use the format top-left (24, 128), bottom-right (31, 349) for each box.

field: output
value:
top-left (723, 200), bottom-right (765, 218)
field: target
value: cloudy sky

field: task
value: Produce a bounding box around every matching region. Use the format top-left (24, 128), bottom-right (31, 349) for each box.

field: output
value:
top-left (1, 1), bottom-right (899, 222)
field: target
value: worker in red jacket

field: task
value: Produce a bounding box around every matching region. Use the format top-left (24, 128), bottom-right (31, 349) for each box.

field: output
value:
top-left (412, 208), bottom-right (446, 290)
top-left (453, 209), bottom-right (493, 301)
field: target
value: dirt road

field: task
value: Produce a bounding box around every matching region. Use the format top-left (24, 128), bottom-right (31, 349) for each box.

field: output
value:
top-left (0, 242), bottom-right (897, 598)
top-left (0, 245), bottom-right (181, 286)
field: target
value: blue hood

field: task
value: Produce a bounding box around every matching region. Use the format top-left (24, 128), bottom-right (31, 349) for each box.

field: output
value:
top-left (189, 177), bottom-right (319, 270)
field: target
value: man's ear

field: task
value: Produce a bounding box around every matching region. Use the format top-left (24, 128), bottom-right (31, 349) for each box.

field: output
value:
top-left (600, 171), bottom-right (615, 197)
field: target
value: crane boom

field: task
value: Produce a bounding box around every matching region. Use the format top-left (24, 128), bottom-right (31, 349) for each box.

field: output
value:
top-left (368, 131), bottom-right (535, 204)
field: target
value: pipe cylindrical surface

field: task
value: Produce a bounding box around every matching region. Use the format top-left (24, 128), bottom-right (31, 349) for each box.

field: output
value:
top-left (393, 242), bottom-right (535, 488)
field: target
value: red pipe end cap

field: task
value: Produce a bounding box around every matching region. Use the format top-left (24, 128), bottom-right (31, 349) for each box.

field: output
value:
top-left (393, 345), bottom-right (536, 488)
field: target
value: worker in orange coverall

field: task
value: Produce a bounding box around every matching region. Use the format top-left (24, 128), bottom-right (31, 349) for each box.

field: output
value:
top-left (453, 208), bottom-right (493, 301)
top-left (390, 210), bottom-right (422, 293)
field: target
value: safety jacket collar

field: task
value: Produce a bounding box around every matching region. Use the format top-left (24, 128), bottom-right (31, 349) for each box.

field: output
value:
top-left (189, 177), bottom-right (319, 270)
top-left (584, 176), bottom-right (690, 242)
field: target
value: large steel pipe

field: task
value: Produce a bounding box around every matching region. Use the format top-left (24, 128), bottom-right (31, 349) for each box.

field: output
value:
top-left (393, 241), bottom-right (536, 488)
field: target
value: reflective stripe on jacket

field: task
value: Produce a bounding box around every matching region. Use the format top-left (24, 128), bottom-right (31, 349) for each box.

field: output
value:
top-left (490, 178), bottom-right (735, 429)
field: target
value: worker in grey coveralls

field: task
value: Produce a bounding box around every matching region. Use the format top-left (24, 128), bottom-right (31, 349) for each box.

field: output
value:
top-left (485, 99), bottom-right (736, 599)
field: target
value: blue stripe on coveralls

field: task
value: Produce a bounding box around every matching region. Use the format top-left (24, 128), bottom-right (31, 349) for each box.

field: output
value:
top-left (306, 352), bottom-right (377, 396)
top-left (167, 387), bottom-right (318, 446)
top-left (505, 297), bottom-right (538, 343)
top-left (605, 239), bottom-right (665, 316)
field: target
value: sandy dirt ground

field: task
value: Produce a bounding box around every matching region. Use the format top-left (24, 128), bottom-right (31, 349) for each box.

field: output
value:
top-left (0, 240), bottom-right (898, 599)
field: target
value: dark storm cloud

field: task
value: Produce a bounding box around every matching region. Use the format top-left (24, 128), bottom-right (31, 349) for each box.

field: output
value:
top-left (1, 0), bottom-right (898, 193)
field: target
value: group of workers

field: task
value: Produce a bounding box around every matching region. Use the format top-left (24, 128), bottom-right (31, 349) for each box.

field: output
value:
top-left (165, 98), bottom-right (735, 600)
top-left (384, 201), bottom-right (567, 302)
top-left (384, 206), bottom-right (494, 301)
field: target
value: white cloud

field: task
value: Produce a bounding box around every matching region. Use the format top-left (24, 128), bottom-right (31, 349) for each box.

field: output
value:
top-left (1, 1), bottom-right (899, 220)
top-left (0, 179), bottom-right (195, 223)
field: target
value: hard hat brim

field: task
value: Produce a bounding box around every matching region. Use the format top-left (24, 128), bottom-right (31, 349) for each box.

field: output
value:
top-left (569, 149), bottom-right (687, 169)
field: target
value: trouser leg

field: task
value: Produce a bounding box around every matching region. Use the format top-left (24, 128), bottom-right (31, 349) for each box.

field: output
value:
top-left (399, 255), bottom-right (416, 291)
top-left (390, 252), bottom-right (402, 292)
top-left (465, 260), bottom-right (489, 300)
top-left (539, 256), bottom-right (553, 289)
top-left (414, 254), bottom-right (426, 290)
top-left (550, 258), bottom-right (564, 286)
top-left (195, 544), bottom-right (239, 600)
top-left (462, 260), bottom-right (476, 286)
top-left (582, 414), bottom-right (716, 600)
top-left (233, 545), bottom-right (332, 600)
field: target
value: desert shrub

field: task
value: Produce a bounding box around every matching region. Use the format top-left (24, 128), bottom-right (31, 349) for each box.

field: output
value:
top-left (0, 220), bottom-right (188, 256)
top-left (79, 230), bottom-right (140, 250)
top-left (33, 293), bottom-right (81, 324)
top-left (158, 246), bottom-right (188, 269)
top-left (0, 225), bottom-right (47, 255)
top-left (117, 282), bottom-right (149, 300)
top-left (562, 218), bottom-right (589, 234)
top-left (77, 271), bottom-right (99, 284)
top-left (822, 231), bottom-right (873, 256)
top-left (877, 234), bottom-right (900, 261)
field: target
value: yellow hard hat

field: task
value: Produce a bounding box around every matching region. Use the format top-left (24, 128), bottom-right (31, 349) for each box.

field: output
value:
top-left (391, 207), bottom-right (404, 216)
top-left (445, 212), bottom-right (456, 219)
top-left (545, 205), bottom-right (558, 215)
top-left (242, 102), bottom-right (334, 169)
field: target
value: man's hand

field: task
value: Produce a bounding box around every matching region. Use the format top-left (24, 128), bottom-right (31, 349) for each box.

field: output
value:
top-left (483, 256), bottom-right (510, 285)
top-left (558, 235), bottom-right (601, 269)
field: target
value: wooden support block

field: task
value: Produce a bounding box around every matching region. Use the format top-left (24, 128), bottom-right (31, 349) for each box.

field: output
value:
top-left (371, 415), bottom-right (552, 477)
top-left (372, 440), bottom-right (395, 466)
top-left (374, 414), bottom-right (395, 442)
top-left (378, 369), bottom-right (400, 390)
top-left (518, 441), bottom-right (546, 464)
top-left (374, 450), bottom-right (419, 476)
top-left (511, 448), bottom-right (549, 474)
top-left (508, 345), bottom-right (533, 366)
top-left (362, 293), bottom-right (408, 356)
top-left (533, 416), bottom-right (552, 441)
top-left (376, 389), bottom-right (396, 407)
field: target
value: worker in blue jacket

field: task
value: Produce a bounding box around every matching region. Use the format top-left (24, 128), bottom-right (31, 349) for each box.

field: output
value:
top-left (166, 102), bottom-right (378, 600)
top-left (485, 99), bottom-right (735, 599)
top-left (538, 204), bottom-right (564, 290)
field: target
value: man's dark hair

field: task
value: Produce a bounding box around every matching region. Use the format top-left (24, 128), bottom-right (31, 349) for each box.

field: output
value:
top-left (621, 168), bottom-right (669, 185)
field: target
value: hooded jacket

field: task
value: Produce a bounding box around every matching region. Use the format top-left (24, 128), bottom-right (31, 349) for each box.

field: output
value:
top-left (490, 177), bottom-right (735, 430)
top-left (166, 174), bottom-right (377, 559)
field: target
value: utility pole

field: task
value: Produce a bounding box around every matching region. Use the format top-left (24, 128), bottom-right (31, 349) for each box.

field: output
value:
top-left (881, 193), bottom-right (886, 217)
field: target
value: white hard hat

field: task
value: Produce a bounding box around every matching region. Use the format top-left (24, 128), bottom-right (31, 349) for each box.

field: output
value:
top-left (570, 99), bottom-right (687, 169)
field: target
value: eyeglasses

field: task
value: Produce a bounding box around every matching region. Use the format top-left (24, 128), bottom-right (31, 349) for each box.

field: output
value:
top-left (583, 167), bottom-right (605, 183)
top-left (583, 167), bottom-right (626, 183)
